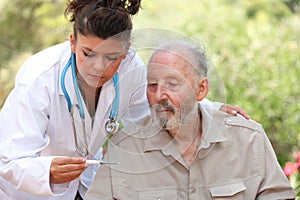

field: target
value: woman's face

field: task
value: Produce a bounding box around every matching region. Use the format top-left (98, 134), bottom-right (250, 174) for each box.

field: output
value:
top-left (70, 33), bottom-right (127, 88)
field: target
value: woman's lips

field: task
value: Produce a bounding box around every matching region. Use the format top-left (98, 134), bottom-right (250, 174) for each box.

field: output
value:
top-left (89, 74), bottom-right (103, 81)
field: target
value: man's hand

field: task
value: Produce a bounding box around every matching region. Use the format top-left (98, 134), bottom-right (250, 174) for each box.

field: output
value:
top-left (220, 104), bottom-right (250, 120)
top-left (50, 157), bottom-right (88, 184)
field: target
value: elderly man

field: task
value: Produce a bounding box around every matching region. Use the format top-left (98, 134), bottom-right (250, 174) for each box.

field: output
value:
top-left (86, 41), bottom-right (295, 199)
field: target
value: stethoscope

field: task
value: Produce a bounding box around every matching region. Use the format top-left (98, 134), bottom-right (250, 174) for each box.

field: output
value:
top-left (61, 53), bottom-right (120, 157)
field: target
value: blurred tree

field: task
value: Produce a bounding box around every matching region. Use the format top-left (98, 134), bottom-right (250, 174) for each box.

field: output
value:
top-left (0, 0), bottom-right (68, 69)
top-left (284, 0), bottom-right (300, 13)
top-left (0, 0), bottom-right (69, 107)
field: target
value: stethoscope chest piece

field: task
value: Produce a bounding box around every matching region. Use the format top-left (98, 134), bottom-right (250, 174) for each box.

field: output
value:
top-left (105, 119), bottom-right (120, 135)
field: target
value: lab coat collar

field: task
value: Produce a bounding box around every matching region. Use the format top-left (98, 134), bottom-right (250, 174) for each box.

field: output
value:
top-left (58, 47), bottom-right (73, 97)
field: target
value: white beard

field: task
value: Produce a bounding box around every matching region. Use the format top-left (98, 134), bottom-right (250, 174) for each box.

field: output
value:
top-left (151, 96), bottom-right (197, 131)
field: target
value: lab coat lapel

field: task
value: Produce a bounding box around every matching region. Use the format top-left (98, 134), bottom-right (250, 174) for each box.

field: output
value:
top-left (58, 56), bottom-right (73, 98)
top-left (58, 59), bottom-right (94, 156)
top-left (88, 80), bottom-right (115, 157)
top-left (68, 84), bottom-right (93, 157)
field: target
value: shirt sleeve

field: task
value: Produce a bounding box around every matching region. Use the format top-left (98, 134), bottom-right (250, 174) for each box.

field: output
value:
top-left (256, 125), bottom-right (296, 199)
top-left (0, 156), bottom-right (55, 196)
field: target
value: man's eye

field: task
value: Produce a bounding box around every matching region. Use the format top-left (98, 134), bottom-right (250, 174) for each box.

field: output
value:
top-left (147, 83), bottom-right (157, 91)
top-left (167, 82), bottom-right (179, 91)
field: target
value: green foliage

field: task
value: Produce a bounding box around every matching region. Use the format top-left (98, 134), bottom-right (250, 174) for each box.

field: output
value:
top-left (0, 0), bottom-right (69, 68)
top-left (289, 172), bottom-right (300, 199)
top-left (0, 52), bottom-right (32, 107)
top-left (284, 0), bottom-right (300, 13)
top-left (0, 0), bottom-right (69, 107)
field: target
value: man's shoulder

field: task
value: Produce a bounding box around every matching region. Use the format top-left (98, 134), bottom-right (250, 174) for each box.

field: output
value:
top-left (224, 114), bottom-right (261, 132)
top-left (220, 114), bottom-right (267, 144)
top-left (110, 115), bottom-right (153, 145)
top-left (203, 108), bottom-right (265, 145)
top-left (204, 107), bottom-right (262, 132)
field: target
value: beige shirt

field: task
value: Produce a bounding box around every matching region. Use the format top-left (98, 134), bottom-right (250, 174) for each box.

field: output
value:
top-left (86, 104), bottom-right (295, 200)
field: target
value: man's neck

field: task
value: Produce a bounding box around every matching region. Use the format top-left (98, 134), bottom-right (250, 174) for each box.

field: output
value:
top-left (168, 109), bottom-right (202, 166)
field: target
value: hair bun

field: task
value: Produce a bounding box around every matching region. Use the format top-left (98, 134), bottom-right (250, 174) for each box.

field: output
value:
top-left (97, 0), bottom-right (141, 15)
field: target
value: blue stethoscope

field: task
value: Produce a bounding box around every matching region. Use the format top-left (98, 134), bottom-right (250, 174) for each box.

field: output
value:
top-left (61, 53), bottom-right (120, 157)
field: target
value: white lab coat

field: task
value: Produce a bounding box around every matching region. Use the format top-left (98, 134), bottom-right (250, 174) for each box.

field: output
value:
top-left (0, 41), bottom-right (150, 200)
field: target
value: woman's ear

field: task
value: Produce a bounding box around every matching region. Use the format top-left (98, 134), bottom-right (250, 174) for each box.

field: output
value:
top-left (123, 42), bottom-right (131, 59)
top-left (196, 78), bottom-right (209, 101)
top-left (125, 42), bottom-right (131, 52)
top-left (70, 34), bottom-right (76, 53)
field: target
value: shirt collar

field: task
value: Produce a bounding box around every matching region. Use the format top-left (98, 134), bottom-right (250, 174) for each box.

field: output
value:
top-left (199, 103), bottom-right (228, 149)
top-left (143, 103), bottom-right (228, 154)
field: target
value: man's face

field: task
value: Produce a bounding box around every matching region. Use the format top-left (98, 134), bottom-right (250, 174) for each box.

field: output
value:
top-left (147, 51), bottom-right (199, 130)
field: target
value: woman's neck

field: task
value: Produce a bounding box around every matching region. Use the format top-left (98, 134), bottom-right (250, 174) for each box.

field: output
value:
top-left (77, 75), bottom-right (101, 118)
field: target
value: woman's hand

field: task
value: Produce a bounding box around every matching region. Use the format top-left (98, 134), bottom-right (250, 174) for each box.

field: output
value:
top-left (50, 157), bottom-right (88, 184)
top-left (220, 104), bottom-right (250, 120)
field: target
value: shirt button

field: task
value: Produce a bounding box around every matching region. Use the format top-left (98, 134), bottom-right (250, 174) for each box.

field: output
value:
top-left (190, 187), bottom-right (196, 193)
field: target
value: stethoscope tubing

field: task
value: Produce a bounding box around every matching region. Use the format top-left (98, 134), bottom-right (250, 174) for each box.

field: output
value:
top-left (71, 53), bottom-right (85, 119)
top-left (61, 53), bottom-right (119, 120)
top-left (61, 52), bottom-right (120, 137)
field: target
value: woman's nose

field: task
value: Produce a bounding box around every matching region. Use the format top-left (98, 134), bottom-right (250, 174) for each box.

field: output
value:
top-left (92, 59), bottom-right (106, 72)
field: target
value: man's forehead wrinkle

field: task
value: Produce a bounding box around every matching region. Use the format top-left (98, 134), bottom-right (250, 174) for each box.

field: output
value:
top-left (150, 53), bottom-right (196, 80)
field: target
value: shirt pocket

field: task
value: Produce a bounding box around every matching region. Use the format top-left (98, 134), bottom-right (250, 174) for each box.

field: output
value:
top-left (209, 181), bottom-right (246, 199)
top-left (138, 189), bottom-right (178, 200)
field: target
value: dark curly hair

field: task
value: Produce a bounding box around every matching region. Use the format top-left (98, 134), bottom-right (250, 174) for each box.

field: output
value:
top-left (65, 0), bottom-right (142, 41)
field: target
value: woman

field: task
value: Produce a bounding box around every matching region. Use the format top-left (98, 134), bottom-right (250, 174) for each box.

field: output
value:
top-left (0, 0), bottom-right (248, 199)
top-left (0, 0), bottom-right (148, 199)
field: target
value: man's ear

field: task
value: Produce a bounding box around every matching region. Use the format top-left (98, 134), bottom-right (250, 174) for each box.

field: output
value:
top-left (196, 78), bottom-right (209, 101)
top-left (70, 34), bottom-right (76, 53)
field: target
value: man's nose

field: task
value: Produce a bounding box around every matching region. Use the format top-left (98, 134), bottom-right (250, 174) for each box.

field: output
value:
top-left (154, 85), bottom-right (168, 102)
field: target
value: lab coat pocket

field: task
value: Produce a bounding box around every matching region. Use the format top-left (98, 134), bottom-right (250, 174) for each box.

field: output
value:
top-left (138, 189), bottom-right (178, 200)
top-left (209, 181), bottom-right (246, 199)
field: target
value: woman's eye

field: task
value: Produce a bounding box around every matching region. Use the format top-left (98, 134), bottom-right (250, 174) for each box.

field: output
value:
top-left (106, 56), bottom-right (119, 61)
top-left (83, 51), bottom-right (94, 57)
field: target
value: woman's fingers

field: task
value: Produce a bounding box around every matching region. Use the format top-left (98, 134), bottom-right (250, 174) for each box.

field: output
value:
top-left (50, 157), bottom-right (88, 184)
